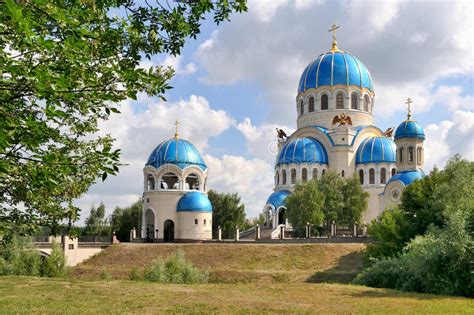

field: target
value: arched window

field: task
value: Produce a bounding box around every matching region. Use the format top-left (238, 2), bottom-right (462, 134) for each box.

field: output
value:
top-left (408, 147), bottom-right (414, 163)
top-left (160, 172), bottom-right (179, 190)
top-left (312, 168), bottom-right (318, 180)
top-left (351, 93), bottom-right (359, 109)
top-left (380, 168), bottom-right (387, 184)
top-left (300, 100), bottom-right (304, 115)
top-left (336, 92), bottom-right (344, 109)
top-left (417, 147), bottom-right (422, 165)
top-left (185, 173), bottom-right (200, 190)
top-left (322, 169), bottom-right (326, 176)
top-left (291, 168), bottom-right (296, 184)
top-left (302, 168), bottom-right (308, 182)
top-left (321, 94), bottom-right (329, 110)
top-left (364, 95), bottom-right (370, 112)
top-left (282, 170), bottom-right (287, 185)
top-left (308, 97), bottom-right (315, 112)
top-left (341, 170), bottom-right (345, 177)
top-left (369, 168), bottom-right (375, 184)
top-left (147, 175), bottom-right (155, 191)
top-left (399, 147), bottom-right (404, 163)
top-left (359, 169), bottom-right (364, 185)
top-left (391, 168), bottom-right (396, 176)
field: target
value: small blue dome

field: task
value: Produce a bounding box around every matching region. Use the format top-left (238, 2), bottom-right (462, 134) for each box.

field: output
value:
top-left (177, 192), bottom-right (212, 212)
top-left (386, 170), bottom-right (424, 187)
top-left (146, 138), bottom-right (207, 170)
top-left (266, 190), bottom-right (291, 209)
top-left (394, 120), bottom-right (425, 140)
top-left (277, 137), bottom-right (328, 166)
top-left (298, 51), bottom-right (373, 94)
top-left (356, 137), bottom-right (396, 165)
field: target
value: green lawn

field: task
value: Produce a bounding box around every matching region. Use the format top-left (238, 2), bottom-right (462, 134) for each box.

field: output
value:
top-left (0, 277), bottom-right (472, 314)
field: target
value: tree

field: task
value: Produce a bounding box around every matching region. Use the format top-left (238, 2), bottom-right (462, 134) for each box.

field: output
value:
top-left (110, 200), bottom-right (142, 242)
top-left (84, 203), bottom-right (109, 238)
top-left (285, 180), bottom-right (324, 237)
top-left (367, 155), bottom-right (474, 260)
top-left (340, 175), bottom-right (369, 226)
top-left (0, 0), bottom-right (247, 237)
top-left (317, 172), bottom-right (345, 228)
top-left (208, 190), bottom-right (246, 239)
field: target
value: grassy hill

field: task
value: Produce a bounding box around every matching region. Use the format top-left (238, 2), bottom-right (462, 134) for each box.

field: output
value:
top-left (73, 243), bottom-right (365, 283)
top-left (1, 277), bottom-right (473, 314)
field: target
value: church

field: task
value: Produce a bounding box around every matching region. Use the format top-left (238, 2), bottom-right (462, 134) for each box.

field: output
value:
top-left (263, 26), bottom-right (425, 230)
top-left (140, 27), bottom-right (426, 241)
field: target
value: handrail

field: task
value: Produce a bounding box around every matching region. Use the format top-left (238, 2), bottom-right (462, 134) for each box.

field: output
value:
top-left (271, 224), bottom-right (285, 239)
top-left (239, 226), bottom-right (256, 238)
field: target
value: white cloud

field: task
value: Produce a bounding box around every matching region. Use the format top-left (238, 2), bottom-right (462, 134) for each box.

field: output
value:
top-left (248, 0), bottom-right (289, 23)
top-left (204, 154), bottom-right (274, 217)
top-left (162, 55), bottom-right (197, 75)
top-left (196, 0), bottom-right (474, 124)
top-left (424, 110), bottom-right (474, 171)
top-left (236, 118), bottom-right (294, 163)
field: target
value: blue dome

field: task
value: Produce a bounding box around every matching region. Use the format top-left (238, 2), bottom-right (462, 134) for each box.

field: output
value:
top-left (298, 51), bottom-right (373, 94)
top-left (356, 137), bottom-right (396, 165)
top-left (394, 120), bottom-right (425, 140)
top-left (146, 138), bottom-right (207, 170)
top-left (266, 190), bottom-right (291, 209)
top-left (386, 170), bottom-right (424, 187)
top-left (277, 137), bottom-right (328, 166)
top-left (177, 192), bottom-right (212, 212)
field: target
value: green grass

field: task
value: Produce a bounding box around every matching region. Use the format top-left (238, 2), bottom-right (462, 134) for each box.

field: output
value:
top-left (0, 277), bottom-right (473, 314)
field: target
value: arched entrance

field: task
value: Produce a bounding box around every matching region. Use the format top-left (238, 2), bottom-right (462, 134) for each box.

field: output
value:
top-left (278, 208), bottom-right (286, 226)
top-left (145, 209), bottom-right (155, 242)
top-left (163, 220), bottom-right (175, 242)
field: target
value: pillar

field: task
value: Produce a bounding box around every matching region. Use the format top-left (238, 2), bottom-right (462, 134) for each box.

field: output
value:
top-left (280, 225), bottom-right (285, 240)
top-left (353, 224), bottom-right (357, 237)
top-left (217, 226), bottom-right (222, 241)
top-left (235, 226), bottom-right (240, 241)
top-left (255, 225), bottom-right (260, 240)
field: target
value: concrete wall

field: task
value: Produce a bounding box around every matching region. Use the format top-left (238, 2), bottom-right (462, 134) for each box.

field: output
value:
top-left (177, 212), bottom-right (212, 240)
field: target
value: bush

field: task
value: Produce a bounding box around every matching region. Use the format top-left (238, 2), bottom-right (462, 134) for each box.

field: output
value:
top-left (42, 242), bottom-right (68, 277)
top-left (354, 212), bottom-right (473, 297)
top-left (0, 236), bottom-right (67, 278)
top-left (141, 251), bottom-right (208, 284)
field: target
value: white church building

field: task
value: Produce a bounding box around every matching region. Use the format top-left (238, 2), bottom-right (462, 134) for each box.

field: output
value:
top-left (263, 28), bottom-right (425, 229)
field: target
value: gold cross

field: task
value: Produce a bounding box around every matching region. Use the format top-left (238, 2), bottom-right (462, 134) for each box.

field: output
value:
top-left (328, 24), bottom-right (340, 51)
top-left (405, 97), bottom-right (413, 120)
top-left (174, 120), bottom-right (180, 139)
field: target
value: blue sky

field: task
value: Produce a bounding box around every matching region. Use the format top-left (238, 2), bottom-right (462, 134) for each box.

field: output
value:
top-left (75, 0), bottom-right (474, 222)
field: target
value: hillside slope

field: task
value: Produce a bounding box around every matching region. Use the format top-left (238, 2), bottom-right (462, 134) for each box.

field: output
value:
top-left (73, 243), bottom-right (365, 283)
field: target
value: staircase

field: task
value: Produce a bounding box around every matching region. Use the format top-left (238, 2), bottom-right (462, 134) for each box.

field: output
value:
top-left (238, 227), bottom-right (274, 240)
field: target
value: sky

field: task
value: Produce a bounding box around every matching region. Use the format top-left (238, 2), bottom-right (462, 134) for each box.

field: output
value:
top-left (75, 0), bottom-right (474, 223)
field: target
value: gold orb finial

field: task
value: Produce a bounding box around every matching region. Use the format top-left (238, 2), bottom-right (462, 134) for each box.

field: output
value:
top-left (328, 24), bottom-right (340, 51)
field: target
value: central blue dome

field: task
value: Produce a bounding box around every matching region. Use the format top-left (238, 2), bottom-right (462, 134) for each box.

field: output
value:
top-left (277, 137), bottom-right (328, 166)
top-left (146, 138), bottom-right (207, 170)
top-left (298, 51), bottom-right (373, 94)
top-left (356, 137), bottom-right (396, 165)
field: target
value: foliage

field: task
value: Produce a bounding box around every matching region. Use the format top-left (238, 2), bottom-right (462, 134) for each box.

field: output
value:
top-left (355, 212), bottom-right (473, 297)
top-left (340, 175), bottom-right (369, 226)
top-left (84, 203), bottom-right (110, 237)
top-left (208, 190), bottom-right (246, 239)
top-left (285, 172), bottom-right (368, 236)
top-left (285, 180), bottom-right (324, 237)
top-left (110, 200), bottom-right (142, 242)
top-left (41, 241), bottom-right (68, 278)
top-left (317, 172), bottom-right (345, 227)
top-left (0, 236), bottom-right (67, 277)
top-left (0, 0), bottom-right (247, 237)
top-left (141, 251), bottom-right (208, 284)
top-left (366, 155), bottom-right (474, 260)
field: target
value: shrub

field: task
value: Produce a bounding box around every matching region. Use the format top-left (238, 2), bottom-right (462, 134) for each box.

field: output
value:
top-left (42, 242), bottom-right (68, 278)
top-left (142, 251), bottom-right (208, 284)
top-left (129, 267), bottom-right (142, 281)
top-left (354, 212), bottom-right (473, 297)
top-left (0, 237), bottom-right (41, 276)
